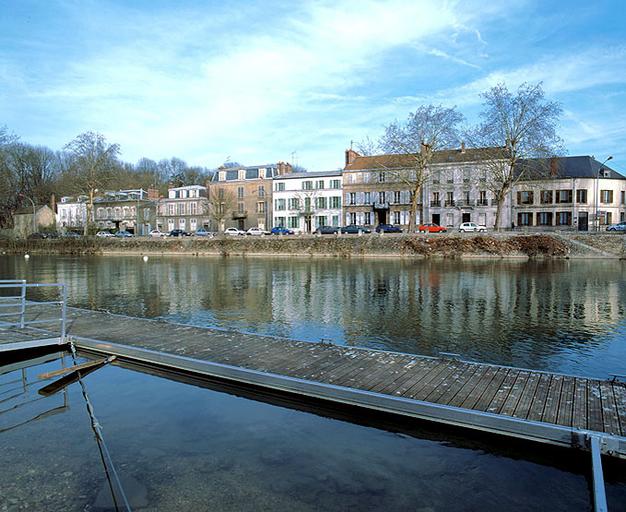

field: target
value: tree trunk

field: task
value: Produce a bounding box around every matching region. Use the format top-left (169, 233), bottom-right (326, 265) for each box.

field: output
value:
top-left (493, 197), bottom-right (503, 232)
top-left (409, 183), bottom-right (421, 233)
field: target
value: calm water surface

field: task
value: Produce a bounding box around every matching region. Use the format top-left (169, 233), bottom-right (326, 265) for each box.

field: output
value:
top-left (2, 352), bottom-right (625, 511)
top-left (1, 255), bottom-right (625, 378)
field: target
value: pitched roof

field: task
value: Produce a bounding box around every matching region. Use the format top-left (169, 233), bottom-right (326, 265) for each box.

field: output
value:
top-left (518, 156), bottom-right (625, 180)
top-left (344, 147), bottom-right (506, 171)
top-left (274, 170), bottom-right (342, 180)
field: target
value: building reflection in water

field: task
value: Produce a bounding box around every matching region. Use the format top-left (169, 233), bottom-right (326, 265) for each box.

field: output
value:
top-left (1, 255), bottom-right (624, 378)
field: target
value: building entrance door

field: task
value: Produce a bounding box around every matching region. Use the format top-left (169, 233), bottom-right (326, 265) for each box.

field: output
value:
top-left (305, 216), bottom-right (312, 233)
top-left (238, 219), bottom-right (245, 230)
top-left (431, 213), bottom-right (440, 225)
top-left (578, 212), bottom-right (588, 231)
top-left (462, 213), bottom-right (471, 223)
top-left (376, 210), bottom-right (387, 224)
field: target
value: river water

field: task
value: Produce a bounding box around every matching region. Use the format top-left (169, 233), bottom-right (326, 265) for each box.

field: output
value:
top-left (1, 255), bottom-right (625, 378)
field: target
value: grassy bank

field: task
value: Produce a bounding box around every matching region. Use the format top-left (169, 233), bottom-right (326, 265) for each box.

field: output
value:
top-left (3, 233), bottom-right (619, 259)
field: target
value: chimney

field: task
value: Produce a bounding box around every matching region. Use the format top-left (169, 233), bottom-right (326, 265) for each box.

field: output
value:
top-left (147, 188), bottom-right (160, 200)
top-left (344, 148), bottom-right (359, 168)
top-left (460, 142), bottom-right (466, 153)
top-left (50, 194), bottom-right (56, 212)
top-left (276, 161), bottom-right (293, 175)
top-left (550, 157), bottom-right (558, 177)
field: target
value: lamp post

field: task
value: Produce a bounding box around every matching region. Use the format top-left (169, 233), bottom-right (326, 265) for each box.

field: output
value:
top-left (18, 193), bottom-right (36, 235)
top-left (595, 156), bottom-right (613, 231)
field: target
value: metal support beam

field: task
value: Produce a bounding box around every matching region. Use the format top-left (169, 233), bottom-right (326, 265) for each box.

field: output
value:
top-left (589, 435), bottom-right (608, 512)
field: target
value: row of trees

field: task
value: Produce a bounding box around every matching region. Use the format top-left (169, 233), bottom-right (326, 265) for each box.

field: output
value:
top-left (0, 129), bottom-right (214, 230)
top-left (360, 82), bottom-right (563, 231)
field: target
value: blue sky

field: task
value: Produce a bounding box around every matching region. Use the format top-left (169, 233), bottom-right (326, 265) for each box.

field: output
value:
top-left (1, 0), bottom-right (625, 171)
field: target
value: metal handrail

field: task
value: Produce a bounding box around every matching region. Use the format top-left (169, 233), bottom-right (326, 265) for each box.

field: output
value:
top-left (0, 281), bottom-right (67, 340)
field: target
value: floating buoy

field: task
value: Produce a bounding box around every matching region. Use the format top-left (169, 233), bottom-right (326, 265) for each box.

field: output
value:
top-left (142, 255), bottom-right (149, 262)
top-left (24, 254), bottom-right (30, 259)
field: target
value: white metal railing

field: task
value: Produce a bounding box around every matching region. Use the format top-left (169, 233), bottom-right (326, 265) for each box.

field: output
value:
top-left (0, 280), bottom-right (67, 340)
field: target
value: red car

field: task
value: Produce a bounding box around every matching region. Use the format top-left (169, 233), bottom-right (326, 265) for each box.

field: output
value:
top-left (418, 223), bottom-right (447, 233)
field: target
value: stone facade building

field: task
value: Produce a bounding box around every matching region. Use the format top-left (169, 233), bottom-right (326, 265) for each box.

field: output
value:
top-left (207, 162), bottom-right (292, 231)
top-left (343, 146), bottom-right (500, 229)
top-left (272, 170), bottom-right (343, 232)
top-left (13, 205), bottom-right (56, 238)
top-left (94, 189), bottom-right (156, 235)
top-left (156, 185), bottom-right (210, 233)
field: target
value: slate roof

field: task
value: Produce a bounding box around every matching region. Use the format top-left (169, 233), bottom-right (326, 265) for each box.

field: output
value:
top-left (274, 170), bottom-right (342, 180)
top-left (518, 156), bottom-right (625, 180)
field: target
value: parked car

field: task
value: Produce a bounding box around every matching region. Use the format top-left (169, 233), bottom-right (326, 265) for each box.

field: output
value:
top-left (62, 231), bottom-right (82, 238)
top-left (223, 227), bottom-right (245, 236)
top-left (169, 229), bottom-right (191, 237)
top-left (375, 224), bottom-right (402, 233)
top-left (115, 230), bottom-right (133, 238)
top-left (340, 224), bottom-right (371, 234)
top-left (246, 227), bottom-right (269, 236)
top-left (458, 222), bottom-right (487, 233)
top-left (149, 229), bottom-right (167, 238)
top-left (418, 223), bottom-right (447, 233)
top-left (27, 232), bottom-right (47, 240)
top-left (606, 222), bottom-right (626, 232)
top-left (194, 228), bottom-right (212, 237)
top-left (96, 231), bottom-right (114, 238)
top-left (315, 225), bottom-right (339, 235)
top-left (270, 226), bottom-right (294, 235)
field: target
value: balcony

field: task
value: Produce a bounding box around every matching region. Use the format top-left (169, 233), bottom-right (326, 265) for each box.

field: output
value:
top-left (430, 200), bottom-right (441, 207)
top-left (444, 200), bottom-right (455, 207)
top-left (476, 200), bottom-right (489, 207)
top-left (232, 211), bottom-right (248, 219)
top-left (373, 202), bottom-right (389, 210)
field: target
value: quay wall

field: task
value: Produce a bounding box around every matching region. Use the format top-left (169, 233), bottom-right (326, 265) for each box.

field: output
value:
top-left (0, 233), bottom-right (624, 259)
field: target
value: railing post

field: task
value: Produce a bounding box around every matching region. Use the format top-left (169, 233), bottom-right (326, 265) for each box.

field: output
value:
top-left (61, 284), bottom-right (67, 341)
top-left (19, 279), bottom-right (26, 329)
top-left (589, 435), bottom-right (608, 512)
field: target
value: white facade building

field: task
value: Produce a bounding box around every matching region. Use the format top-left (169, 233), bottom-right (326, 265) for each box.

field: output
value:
top-left (272, 171), bottom-right (343, 232)
top-left (56, 196), bottom-right (87, 230)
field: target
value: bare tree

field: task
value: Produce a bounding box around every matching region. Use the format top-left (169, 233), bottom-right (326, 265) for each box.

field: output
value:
top-left (208, 187), bottom-right (236, 232)
top-left (64, 132), bottom-right (120, 235)
top-left (364, 105), bottom-right (464, 232)
top-left (469, 82), bottom-right (563, 230)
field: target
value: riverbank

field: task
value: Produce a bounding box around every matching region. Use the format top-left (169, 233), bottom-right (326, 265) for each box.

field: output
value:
top-left (1, 233), bottom-right (624, 259)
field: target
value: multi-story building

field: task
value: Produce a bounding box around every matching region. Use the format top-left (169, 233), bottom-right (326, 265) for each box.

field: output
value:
top-left (56, 196), bottom-right (88, 231)
top-left (512, 156), bottom-right (626, 230)
top-left (272, 170), bottom-right (343, 232)
top-left (343, 146), bottom-right (500, 228)
top-left (94, 189), bottom-right (156, 235)
top-left (156, 185), bottom-right (210, 233)
top-left (207, 162), bottom-right (292, 231)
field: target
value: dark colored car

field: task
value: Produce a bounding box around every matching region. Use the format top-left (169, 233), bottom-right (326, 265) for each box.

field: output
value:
top-left (62, 231), bottom-right (82, 238)
top-left (315, 225), bottom-right (339, 235)
top-left (115, 230), bottom-right (133, 238)
top-left (169, 229), bottom-right (191, 237)
top-left (27, 232), bottom-right (47, 240)
top-left (340, 224), bottom-right (371, 234)
top-left (271, 226), bottom-right (294, 235)
top-left (375, 224), bottom-right (402, 233)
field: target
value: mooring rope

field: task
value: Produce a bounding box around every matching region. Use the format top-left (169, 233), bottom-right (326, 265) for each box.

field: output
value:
top-left (69, 340), bottom-right (132, 512)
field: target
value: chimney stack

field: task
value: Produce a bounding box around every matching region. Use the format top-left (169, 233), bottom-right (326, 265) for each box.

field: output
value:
top-left (550, 157), bottom-right (558, 177)
top-left (277, 161), bottom-right (293, 175)
top-left (50, 193), bottom-right (56, 212)
top-left (460, 142), bottom-right (466, 153)
top-left (344, 148), bottom-right (359, 168)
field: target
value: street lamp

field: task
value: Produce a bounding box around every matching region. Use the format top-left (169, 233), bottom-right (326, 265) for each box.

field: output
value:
top-left (595, 156), bottom-right (613, 231)
top-left (18, 193), bottom-right (36, 235)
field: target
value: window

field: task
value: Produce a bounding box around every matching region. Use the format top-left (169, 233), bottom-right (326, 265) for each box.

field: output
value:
top-left (463, 191), bottom-right (470, 205)
top-left (330, 196), bottom-right (341, 209)
top-left (364, 192), bottom-right (371, 204)
top-left (288, 216), bottom-right (299, 228)
top-left (621, 191), bottom-right (625, 205)
top-left (190, 218), bottom-right (197, 231)
top-left (446, 212), bottom-right (454, 226)
top-left (258, 185), bottom-right (265, 197)
top-left (349, 213), bottom-right (357, 224)
top-left (257, 202), bottom-right (265, 213)
top-left (316, 180), bottom-right (324, 189)
top-left (167, 219), bottom-right (175, 231)
top-left (332, 215), bottom-right (339, 227)
top-left (315, 216), bottom-right (327, 227)
top-left (275, 199), bottom-right (286, 211)
top-left (143, 208), bottom-right (150, 219)
top-left (518, 212), bottom-right (533, 226)
top-left (378, 172), bottom-right (386, 183)
top-left (394, 191), bottom-right (401, 203)
top-left (379, 191), bottom-right (386, 204)
top-left (226, 170), bottom-right (238, 181)
top-left (540, 191), bottom-right (553, 204)
top-left (331, 179), bottom-right (341, 189)
top-left (304, 197), bottom-right (311, 210)
top-left (393, 211), bottom-right (401, 224)
top-left (303, 181), bottom-right (313, 190)
top-left (178, 203), bottom-right (185, 215)
top-left (556, 211), bottom-right (572, 226)
top-left (218, 189), bottom-right (224, 200)
top-left (168, 203), bottom-right (175, 215)
top-left (349, 192), bottom-right (356, 205)
top-left (97, 207), bottom-right (105, 219)
top-left (245, 169), bottom-right (259, 179)
top-left (364, 212), bottom-right (371, 225)
top-left (601, 190), bottom-right (613, 204)
top-left (517, 191), bottom-right (534, 205)
top-left (179, 218), bottom-right (186, 230)
top-left (275, 182), bottom-right (285, 192)
top-left (432, 170), bottom-right (441, 184)
top-left (463, 169), bottom-right (471, 183)
top-left (556, 190), bottom-right (573, 204)
top-left (537, 212), bottom-right (553, 226)
top-left (445, 191), bottom-right (454, 206)
top-left (315, 197), bottom-right (328, 209)
top-left (237, 202), bottom-right (244, 213)
top-left (237, 187), bottom-right (244, 199)
top-left (275, 216), bottom-right (286, 227)
top-left (478, 213), bottom-right (486, 226)
top-left (190, 202), bottom-right (197, 215)
top-left (288, 198), bottom-right (299, 210)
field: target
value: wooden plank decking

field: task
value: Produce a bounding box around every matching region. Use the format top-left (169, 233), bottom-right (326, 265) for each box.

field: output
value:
top-left (21, 306), bottom-right (626, 439)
